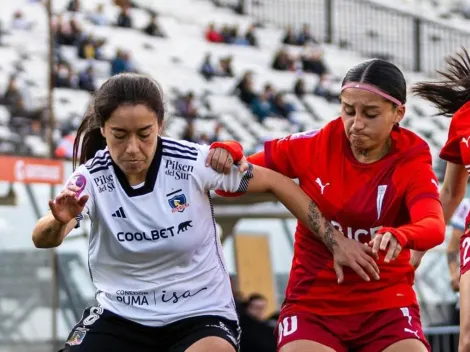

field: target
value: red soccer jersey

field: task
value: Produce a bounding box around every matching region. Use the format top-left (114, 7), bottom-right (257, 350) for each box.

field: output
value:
top-left (262, 117), bottom-right (440, 315)
top-left (440, 101), bottom-right (470, 276)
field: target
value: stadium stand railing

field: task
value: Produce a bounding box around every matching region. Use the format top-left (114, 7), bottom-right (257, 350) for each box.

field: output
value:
top-left (215, 0), bottom-right (470, 75)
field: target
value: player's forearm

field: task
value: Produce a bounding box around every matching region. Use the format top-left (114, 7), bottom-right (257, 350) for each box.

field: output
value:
top-left (32, 214), bottom-right (68, 248)
top-left (441, 185), bottom-right (465, 224)
top-left (448, 256), bottom-right (459, 276)
top-left (265, 171), bottom-right (341, 252)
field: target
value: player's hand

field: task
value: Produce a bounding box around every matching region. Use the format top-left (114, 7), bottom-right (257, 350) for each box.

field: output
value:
top-left (333, 237), bottom-right (380, 284)
top-left (49, 184), bottom-right (88, 225)
top-left (451, 273), bottom-right (460, 292)
top-left (205, 147), bottom-right (249, 174)
top-left (369, 232), bottom-right (402, 263)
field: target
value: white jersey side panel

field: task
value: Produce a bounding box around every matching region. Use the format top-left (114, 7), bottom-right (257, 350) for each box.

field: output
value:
top-left (66, 138), bottom-right (251, 326)
top-left (450, 198), bottom-right (470, 231)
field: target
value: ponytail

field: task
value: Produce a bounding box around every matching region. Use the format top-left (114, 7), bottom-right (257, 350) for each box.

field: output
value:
top-left (411, 48), bottom-right (470, 117)
top-left (72, 104), bottom-right (106, 170)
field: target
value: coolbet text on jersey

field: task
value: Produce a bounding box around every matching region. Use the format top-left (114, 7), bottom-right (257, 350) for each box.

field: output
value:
top-left (64, 137), bottom-right (252, 326)
top-left (263, 117), bottom-right (440, 316)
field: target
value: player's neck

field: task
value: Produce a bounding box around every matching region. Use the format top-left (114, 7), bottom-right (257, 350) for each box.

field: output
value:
top-left (352, 138), bottom-right (391, 164)
top-left (126, 170), bottom-right (147, 186)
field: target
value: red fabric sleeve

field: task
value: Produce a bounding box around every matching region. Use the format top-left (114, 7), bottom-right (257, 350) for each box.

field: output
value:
top-left (247, 151), bottom-right (266, 167)
top-left (264, 130), bottom-right (319, 178)
top-left (377, 198), bottom-right (445, 251)
top-left (440, 101), bottom-right (470, 164)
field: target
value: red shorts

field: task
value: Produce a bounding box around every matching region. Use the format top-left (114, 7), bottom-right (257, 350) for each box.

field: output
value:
top-left (275, 305), bottom-right (430, 352)
top-left (460, 230), bottom-right (470, 276)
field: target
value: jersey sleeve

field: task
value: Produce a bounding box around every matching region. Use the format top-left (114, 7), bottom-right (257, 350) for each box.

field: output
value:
top-left (450, 199), bottom-right (470, 231)
top-left (440, 107), bottom-right (470, 164)
top-left (264, 130), bottom-right (319, 178)
top-left (62, 165), bottom-right (95, 227)
top-left (196, 144), bottom-right (254, 193)
top-left (404, 159), bottom-right (440, 209)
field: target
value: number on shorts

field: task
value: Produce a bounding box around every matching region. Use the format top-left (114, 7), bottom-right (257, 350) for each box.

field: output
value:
top-left (278, 316), bottom-right (298, 343)
top-left (463, 237), bottom-right (470, 267)
top-left (83, 306), bottom-right (103, 326)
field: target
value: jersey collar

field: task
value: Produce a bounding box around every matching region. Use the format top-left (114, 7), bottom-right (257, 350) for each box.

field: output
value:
top-left (112, 137), bottom-right (163, 197)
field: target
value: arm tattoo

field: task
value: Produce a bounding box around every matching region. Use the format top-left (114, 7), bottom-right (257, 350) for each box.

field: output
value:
top-left (447, 251), bottom-right (459, 264)
top-left (308, 200), bottom-right (338, 252)
top-left (43, 224), bottom-right (56, 236)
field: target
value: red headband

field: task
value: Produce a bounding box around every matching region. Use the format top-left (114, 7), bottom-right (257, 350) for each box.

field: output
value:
top-left (341, 83), bottom-right (403, 106)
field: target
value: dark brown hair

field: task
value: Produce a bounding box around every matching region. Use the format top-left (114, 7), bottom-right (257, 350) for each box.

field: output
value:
top-left (72, 73), bottom-right (165, 169)
top-left (412, 48), bottom-right (470, 117)
top-left (342, 58), bottom-right (407, 106)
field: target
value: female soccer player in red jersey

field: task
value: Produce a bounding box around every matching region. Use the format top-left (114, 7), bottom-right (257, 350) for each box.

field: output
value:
top-left (208, 59), bottom-right (445, 352)
top-left (412, 48), bottom-right (470, 352)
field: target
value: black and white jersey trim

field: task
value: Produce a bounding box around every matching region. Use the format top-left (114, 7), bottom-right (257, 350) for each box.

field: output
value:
top-left (235, 163), bottom-right (254, 193)
top-left (162, 140), bottom-right (199, 161)
top-left (86, 153), bottom-right (113, 174)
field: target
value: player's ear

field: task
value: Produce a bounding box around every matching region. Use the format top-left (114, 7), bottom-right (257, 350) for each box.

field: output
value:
top-left (395, 105), bottom-right (405, 125)
top-left (100, 127), bottom-right (105, 138)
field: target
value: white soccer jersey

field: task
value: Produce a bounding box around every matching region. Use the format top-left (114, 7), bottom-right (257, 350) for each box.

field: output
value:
top-left (450, 198), bottom-right (470, 231)
top-left (64, 137), bottom-right (252, 326)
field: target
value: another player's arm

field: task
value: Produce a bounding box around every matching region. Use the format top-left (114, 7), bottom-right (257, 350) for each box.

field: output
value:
top-left (32, 213), bottom-right (77, 248)
top-left (411, 162), bottom-right (468, 267)
top-left (460, 271), bottom-right (470, 352)
top-left (244, 164), bottom-right (341, 253)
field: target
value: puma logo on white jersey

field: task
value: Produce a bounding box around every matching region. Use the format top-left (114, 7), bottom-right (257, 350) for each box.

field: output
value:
top-left (462, 137), bottom-right (470, 148)
top-left (404, 328), bottom-right (419, 338)
top-left (315, 178), bottom-right (330, 195)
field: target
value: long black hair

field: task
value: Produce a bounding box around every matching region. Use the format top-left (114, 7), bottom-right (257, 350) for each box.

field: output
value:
top-left (342, 58), bottom-right (407, 106)
top-left (72, 73), bottom-right (165, 169)
top-left (411, 48), bottom-right (470, 117)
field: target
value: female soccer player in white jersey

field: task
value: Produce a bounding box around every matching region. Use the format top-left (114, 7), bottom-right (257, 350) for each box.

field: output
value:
top-left (412, 48), bottom-right (470, 352)
top-left (31, 74), bottom-right (379, 352)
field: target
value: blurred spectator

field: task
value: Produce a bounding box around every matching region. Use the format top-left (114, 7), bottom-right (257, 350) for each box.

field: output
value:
top-left (67, 0), bottom-right (81, 12)
top-left (200, 53), bottom-right (216, 81)
top-left (181, 121), bottom-right (197, 143)
top-left (89, 4), bottom-right (109, 26)
top-left (205, 23), bottom-right (223, 43)
top-left (55, 131), bottom-right (76, 159)
top-left (314, 74), bottom-right (339, 102)
top-left (144, 13), bottom-right (165, 37)
top-left (244, 24), bottom-right (258, 47)
top-left (176, 92), bottom-right (199, 119)
top-left (78, 35), bottom-right (96, 59)
top-left (117, 7), bottom-right (132, 28)
top-left (54, 62), bottom-right (75, 88)
top-left (301, 44), bottom-right (327, 76)
top-left (217, 56), bottom-right (234, 77)
top-left (198, 133), bottom-right (211, 145)
top-left (297, 23), bottom-right (317, 45)
top-left (0, 20), bottom-right (3, 46)
top-left (251, 91), bottom-right (274, 122)
top-left (239, 294), bottom-right (277, 352)
top-left (1, 75), bottom-right (22, 108)
top-left (78, 66), bottom-right (96, 92)
top-left (263, 83), bottom-right (276, 101)
top-left (221, 24), bottom-right (233, 43)
top-left (234, 71), bottom-right (257, 105)
top-left (271, 92), bottom-right (295, 119)
top-left (9, 98), bottom-right (42, 134)
top-left (294, 78), bottom-right (307, 98)
top-left (272, 49), bottom-right (294, 71)
top-left (282, 26), bottom-right (297, 45)
top-left (230, 25), bottom-right (249, 45)
top-left (111, 50), bottom-right (134, 75)
top-left (11, 11), bottom-right (33, 30)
